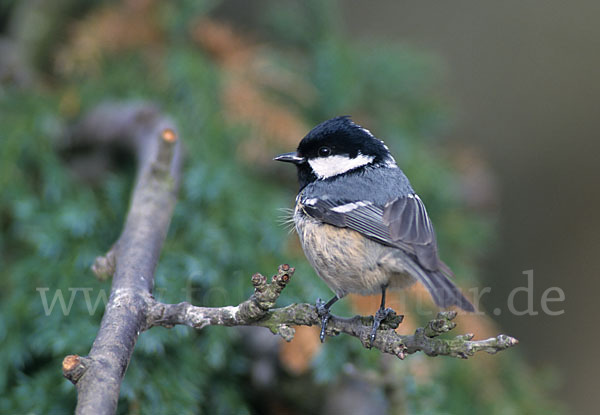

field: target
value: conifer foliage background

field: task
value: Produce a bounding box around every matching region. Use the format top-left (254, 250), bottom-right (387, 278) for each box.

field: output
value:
top-left (0, 1), bottom-right (560, 413)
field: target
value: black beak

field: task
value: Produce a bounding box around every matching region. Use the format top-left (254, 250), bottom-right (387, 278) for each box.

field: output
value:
top-left (273, 152), bottom-right (306, 164)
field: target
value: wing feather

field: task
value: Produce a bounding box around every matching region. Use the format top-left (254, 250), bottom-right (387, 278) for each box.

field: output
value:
top-left (301, 194), bottom-right (441, 270)
top-left (299, 194), bottom-right (474, 311)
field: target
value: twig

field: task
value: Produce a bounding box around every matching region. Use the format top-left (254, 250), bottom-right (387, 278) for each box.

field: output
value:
top-left (147, 265), bottom-right (518, 360)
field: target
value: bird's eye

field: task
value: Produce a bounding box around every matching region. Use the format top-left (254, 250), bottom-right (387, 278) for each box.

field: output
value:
top-left (318, 146), bottom-right (331, 157)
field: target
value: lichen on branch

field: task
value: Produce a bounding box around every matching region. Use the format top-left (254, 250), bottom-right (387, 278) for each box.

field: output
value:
top-left (147, 265), bottom-right (518, 360)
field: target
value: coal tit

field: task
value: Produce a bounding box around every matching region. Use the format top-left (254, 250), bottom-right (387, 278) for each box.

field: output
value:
top-left (275, 116), bottom-right (474, 344)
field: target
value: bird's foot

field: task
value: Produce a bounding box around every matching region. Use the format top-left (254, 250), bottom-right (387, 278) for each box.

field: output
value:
top-left (316, 298), bottom-right (331, 343)
top-left (369, 307), bottom-right (395, 348)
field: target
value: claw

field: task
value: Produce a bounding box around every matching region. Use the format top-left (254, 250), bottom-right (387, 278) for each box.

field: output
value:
top-left (369, 307), bottom-right (393, 348)
top-left (316, 298), bottom-right (331, 343)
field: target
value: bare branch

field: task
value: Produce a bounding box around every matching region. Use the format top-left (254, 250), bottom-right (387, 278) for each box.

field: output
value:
top-left (64, 103), bottom-right (182, 415)
top-left (147, 267), bottom-right (518, 360)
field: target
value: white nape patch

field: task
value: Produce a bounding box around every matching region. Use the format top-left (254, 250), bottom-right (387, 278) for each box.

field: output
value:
top-left (384, 156), bottom-right (398, 168)
top-left (331, 201), bottom-right (371, 213)
top-left (308, 152), bottom-right (375, 179)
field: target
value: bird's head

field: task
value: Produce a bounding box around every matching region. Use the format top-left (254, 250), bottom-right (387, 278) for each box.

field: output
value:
top-left (274, 116), bottom-right (396, 189)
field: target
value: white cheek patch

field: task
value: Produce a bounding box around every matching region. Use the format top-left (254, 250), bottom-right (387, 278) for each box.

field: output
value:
top-left (308, 153), bottom-right (375, 179)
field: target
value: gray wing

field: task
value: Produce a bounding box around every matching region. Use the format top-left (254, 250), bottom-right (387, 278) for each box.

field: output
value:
top-left (302, 194), bottom-right (443, 271)
top-left (382, 195), bottom-right (443, 272)
top-left (300, 194), bottom-right (473, 311)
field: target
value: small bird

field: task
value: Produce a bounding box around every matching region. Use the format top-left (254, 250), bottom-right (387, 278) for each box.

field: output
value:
top-left (274, 116), bottom-right (474, 345)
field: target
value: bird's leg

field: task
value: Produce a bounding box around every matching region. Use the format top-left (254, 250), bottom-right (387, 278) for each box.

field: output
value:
top-left (316, 295), bottom-right (339, 343)
top-left (369, 284), bottom-right (393, 347)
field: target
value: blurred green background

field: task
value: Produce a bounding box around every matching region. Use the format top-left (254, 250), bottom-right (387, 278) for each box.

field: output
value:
top-left (1, 0), bottom-right (593, 414)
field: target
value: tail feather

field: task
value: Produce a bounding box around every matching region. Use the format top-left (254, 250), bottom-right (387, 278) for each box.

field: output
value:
top-left (427, 270), bottom-right (475, 312)
top-left (381, 251), bottom-right (474, 312)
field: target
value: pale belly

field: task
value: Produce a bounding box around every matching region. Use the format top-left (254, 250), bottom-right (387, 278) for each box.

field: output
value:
top-left (295, 213), bottom-right (416, 297)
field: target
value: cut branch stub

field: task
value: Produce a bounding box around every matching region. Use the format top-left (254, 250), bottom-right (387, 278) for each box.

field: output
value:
top-left (62, 355), bottom-right (92, 384)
